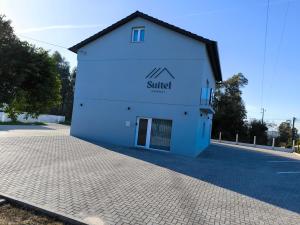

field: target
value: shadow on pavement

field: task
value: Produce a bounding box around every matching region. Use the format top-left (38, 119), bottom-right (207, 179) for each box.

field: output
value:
top-left (90, 140), bottom-right (300, 214)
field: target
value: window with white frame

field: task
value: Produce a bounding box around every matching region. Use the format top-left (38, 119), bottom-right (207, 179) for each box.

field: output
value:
top-left (132, 27), bottom-right (145, 42)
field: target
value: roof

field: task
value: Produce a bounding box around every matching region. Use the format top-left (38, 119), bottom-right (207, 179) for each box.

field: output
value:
top-left (69, 11), bottom-right (222, 81)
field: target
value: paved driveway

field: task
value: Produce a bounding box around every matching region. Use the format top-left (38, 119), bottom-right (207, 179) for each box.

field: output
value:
top-left (0, 123), bottom-right (69, 137)
top-left (0, 124), bottom-right (299, 225)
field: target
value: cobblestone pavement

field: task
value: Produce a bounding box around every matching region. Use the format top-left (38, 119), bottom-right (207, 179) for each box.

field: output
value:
top-left (0, 125), bottom-right (299, 225)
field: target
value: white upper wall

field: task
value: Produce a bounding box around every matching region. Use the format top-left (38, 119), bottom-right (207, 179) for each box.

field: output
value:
top-left (79, 17), bottom-right (209, 60)
top-left (75, 17), bottom-right (216, 106)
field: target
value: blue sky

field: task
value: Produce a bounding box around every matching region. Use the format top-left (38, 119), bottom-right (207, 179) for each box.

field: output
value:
top-left (1, 0), bottom-right (299, 128)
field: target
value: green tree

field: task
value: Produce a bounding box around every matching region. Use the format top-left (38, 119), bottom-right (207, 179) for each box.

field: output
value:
top-left (277, 121), bottom-right (297, 147)
top-left (67, 67), bottom-right (76, 120)
top-left (50, 51), bottom-right (75, 121)
top-left (0, 15), bottom-right (25, 106)
top-left (248, 119), bottom-right (268, 145)
top-left (0, 15), bottom-right (61, 121)
top-left (212, 73), bottom-right (248, 141)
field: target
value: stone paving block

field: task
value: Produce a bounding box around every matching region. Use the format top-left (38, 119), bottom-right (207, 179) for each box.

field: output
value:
top-left (0, 125), bottom-right (299, 224)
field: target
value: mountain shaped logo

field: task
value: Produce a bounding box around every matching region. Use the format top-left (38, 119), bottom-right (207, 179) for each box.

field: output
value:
top-left (145, 67), bottom-right (174, 92)
top-left (145, 67), bottom-right (175, 79)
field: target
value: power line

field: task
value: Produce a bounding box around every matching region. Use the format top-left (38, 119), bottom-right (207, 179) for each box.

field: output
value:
top-left (248, 118), bottom-right (300, 123)
top-left (17, 34), bottom-right (70, 50)
top-left (260, 0), bottom-right (270, 109)
top-left (272, 1), bottom-right (290, 78)
top-left (264, 1), bottom-right (290, 113)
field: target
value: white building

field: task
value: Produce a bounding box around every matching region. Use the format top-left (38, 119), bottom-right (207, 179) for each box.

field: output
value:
top-left (69, 11), bottom-right (222, 157)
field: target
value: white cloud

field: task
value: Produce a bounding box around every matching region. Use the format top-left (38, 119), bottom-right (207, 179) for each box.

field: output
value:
top-left (17, 24), bottom-right (104, 34)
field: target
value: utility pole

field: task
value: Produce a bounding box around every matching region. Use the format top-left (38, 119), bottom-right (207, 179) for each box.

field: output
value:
top-left (292, 117), bottom-right (296, 141)
top-left (261, 108), bottom-right (266, 123)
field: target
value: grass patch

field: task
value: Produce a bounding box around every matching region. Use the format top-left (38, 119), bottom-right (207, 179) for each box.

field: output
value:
top-left (0, 203), bottom-right (64, 225)
top-left (0, 121), bottom-right (46, 126)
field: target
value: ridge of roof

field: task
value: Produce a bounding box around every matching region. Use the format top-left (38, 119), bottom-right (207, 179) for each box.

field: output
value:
top-left (69, 10), bottom-right (222, 81)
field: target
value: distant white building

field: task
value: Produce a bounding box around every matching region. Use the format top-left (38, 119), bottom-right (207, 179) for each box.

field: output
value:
top-left (0, 112), bottom-right (65, 123)
top-left (267, 130), bottom-right (279, 138)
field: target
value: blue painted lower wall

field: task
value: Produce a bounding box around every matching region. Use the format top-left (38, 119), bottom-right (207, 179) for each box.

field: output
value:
top-left (71, 98), bottom-right (212, 157)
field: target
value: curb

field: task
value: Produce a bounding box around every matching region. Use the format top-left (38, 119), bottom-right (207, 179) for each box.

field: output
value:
top-left (211, 141), bottom-right (294, 153)
top-left (293, 152), bottom-right (300, 158)
top-left (0, 192), bottom-right (88, 225)
top-left (0, 198), bottom-right (6, 206)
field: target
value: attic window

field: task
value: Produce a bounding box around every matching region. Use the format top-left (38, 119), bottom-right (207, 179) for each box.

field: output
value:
top-left (132, 27), bottom-right (145, 42)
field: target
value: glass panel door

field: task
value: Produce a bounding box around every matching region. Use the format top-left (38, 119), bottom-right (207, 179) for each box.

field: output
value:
top-left (137, 118), bottom-right (149, 146)
top-left (150, 119), bottom-right (172, 151)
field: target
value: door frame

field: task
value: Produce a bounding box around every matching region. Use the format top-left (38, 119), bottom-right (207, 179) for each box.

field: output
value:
top-left (135, 117), bottom-right (152, 148)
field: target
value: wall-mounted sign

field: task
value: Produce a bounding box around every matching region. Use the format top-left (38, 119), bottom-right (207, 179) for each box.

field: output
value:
top-left (145, 67), bottom-right (175, 93)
